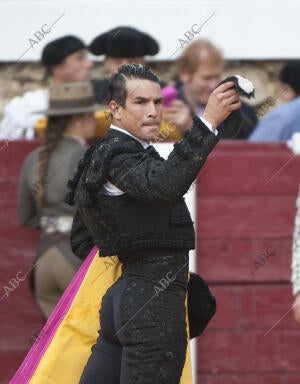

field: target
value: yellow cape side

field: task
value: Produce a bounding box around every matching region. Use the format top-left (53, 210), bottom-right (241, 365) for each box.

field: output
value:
top-left (29, 252), bottom-right (192, 383)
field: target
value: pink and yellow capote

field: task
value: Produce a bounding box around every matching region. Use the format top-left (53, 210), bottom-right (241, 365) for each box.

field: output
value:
top-left (11, 247), bottom-right (192, 383)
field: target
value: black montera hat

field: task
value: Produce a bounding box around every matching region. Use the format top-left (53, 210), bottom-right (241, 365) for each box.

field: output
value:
top-left (217, 75), bottom-right (255, 138)
top-left (89, 26), bottom-right (159, 57)
top-left (41, 35), bottom-right (86, 67)
top-left (280, 61), bottom-right (300, 96)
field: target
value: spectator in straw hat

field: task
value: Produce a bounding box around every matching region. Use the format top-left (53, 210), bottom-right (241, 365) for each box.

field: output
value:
top-left (0, 35), bottom-right (93, 141)
top-left (17, 82), bottom-right (97, 319)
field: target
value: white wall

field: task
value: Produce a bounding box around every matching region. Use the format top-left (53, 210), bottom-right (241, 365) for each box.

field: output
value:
top-left (153, 142), bottom-right (197, 384)
top-left (0, 0), bottom-right (299, 62)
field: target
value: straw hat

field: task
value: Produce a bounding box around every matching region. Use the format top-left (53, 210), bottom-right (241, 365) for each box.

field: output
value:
top-left (37, 82), bottom-right (103, 116)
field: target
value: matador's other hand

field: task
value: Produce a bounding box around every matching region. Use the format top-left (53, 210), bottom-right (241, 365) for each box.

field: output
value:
top-left (163, 100), bottom-right (193, 134)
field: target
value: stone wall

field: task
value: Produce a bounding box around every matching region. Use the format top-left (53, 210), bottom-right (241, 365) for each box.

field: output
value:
top-left (0, 60), bottom-right (286, 120)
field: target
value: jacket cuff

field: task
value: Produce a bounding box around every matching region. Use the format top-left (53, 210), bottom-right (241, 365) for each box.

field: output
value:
top-left (200, 116), bottom-right (218, 136)
top-left (188, 115), bottom-right (219, 145)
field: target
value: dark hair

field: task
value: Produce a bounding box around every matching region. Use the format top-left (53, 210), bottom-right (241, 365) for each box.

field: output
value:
top-left (36, 115), bottom-right (72, 206)
top-left (107, 63), bottom-right (160, 106)
top-left (280, 61), bottom-right (300, 96)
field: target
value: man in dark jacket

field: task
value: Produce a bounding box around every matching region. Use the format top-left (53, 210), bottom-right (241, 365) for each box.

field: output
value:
top-left (66, 63), bottom-right (241, 384)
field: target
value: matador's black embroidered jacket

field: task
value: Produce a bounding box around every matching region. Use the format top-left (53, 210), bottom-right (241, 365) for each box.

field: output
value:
top-left (66, 115), bottom-right (219, 338)
top-left (66, 116), bottom-right (219, 258)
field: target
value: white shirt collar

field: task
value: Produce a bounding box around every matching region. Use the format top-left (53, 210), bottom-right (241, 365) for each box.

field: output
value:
top-left (110, 124), bottom-right (150, 149)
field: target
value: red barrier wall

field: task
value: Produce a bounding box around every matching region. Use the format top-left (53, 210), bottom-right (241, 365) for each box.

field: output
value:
top-left (0, 140), bottom-right (299, 383)
top-left (196, 142), bottom-right (300, 384)
top-left (0, 140), bottom-right (42, 384)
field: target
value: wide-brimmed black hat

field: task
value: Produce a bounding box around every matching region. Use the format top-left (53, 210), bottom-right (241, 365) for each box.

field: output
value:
top-left (35, 82), bottom-right (102, 116)
top-left (41, 35), bottom-right (86, 67)
top-left (280, 61), bottom-right (300, 95)
top-left (89, 26), bottom-right (159, 57)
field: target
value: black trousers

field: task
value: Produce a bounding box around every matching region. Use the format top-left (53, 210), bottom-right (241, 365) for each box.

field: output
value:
top-left (79, 250), bottom-right (189, 384)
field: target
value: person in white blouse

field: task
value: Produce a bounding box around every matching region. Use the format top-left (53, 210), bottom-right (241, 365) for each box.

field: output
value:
top-left (292, 189), bottom-right (300, 323)
top-left (0, 35), bottom-right (92, 141)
